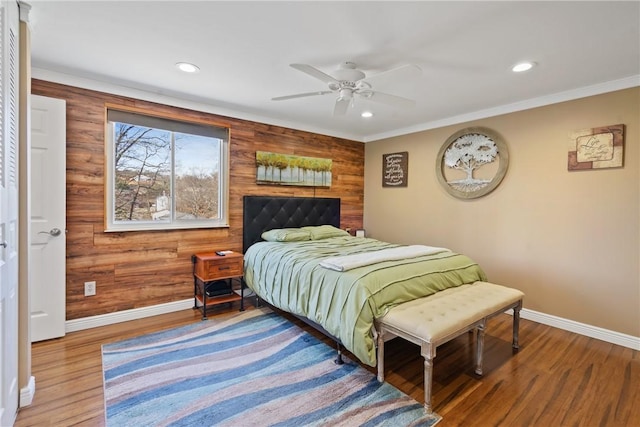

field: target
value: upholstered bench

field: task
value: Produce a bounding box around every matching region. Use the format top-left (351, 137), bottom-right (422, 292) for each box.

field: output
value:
top-left (376, 281), bottom-right (524, 414)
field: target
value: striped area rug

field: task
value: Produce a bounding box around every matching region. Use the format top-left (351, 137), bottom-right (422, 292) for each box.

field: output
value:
top-left (102, 307), bottom-right (441, 426)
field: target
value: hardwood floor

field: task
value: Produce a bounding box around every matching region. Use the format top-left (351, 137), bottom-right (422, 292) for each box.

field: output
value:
top-left (15, 301), bottom-right (639, 427)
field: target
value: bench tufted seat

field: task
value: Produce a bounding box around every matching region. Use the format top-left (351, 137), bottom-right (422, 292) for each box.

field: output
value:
top-left (376, 281), bottom-right (524, 415)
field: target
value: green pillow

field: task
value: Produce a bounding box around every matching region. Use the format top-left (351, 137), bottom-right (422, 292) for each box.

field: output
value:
top-left (261, 228), bottom-right (311, 242)
top-left (302, 225), bottom-right (350, 240)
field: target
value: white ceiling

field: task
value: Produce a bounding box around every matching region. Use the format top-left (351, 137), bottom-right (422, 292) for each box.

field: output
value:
top-left (28, 1), bottom-right (640, 142)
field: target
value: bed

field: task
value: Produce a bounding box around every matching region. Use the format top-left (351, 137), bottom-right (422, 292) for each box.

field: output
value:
top-left (242, 195), bottom-right (487, 367)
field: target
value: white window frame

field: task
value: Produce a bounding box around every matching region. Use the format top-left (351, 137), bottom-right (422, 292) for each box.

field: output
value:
top-left (105, 107), bottom-right (230, 232)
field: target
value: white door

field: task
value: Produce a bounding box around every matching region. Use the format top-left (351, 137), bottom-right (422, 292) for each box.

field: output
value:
top-left (0, 0), bottom-right (20, 424)
top-left (30, 95), bottom-right (66, 342)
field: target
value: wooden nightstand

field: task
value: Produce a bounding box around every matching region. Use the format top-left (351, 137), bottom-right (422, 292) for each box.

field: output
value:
top-left (192, 251), bottom-right (245, 320)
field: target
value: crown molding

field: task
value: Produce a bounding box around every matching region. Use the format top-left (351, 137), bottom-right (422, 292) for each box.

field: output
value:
top-left (365, 75), bottom-right (640, 142)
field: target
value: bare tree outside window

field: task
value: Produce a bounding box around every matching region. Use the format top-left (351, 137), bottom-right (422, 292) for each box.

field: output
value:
top-left (114, 124), bottom-right (171, 221)
top-left (107, 112), bottom-right (228, 231)
top-left (174, 133), bottom-right (220, 220)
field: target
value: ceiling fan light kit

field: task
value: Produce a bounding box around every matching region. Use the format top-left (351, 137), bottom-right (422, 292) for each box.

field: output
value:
top-left (332, 62), bottom-right (365, 82)
top-left (272, 61), bottom-right (420, 116)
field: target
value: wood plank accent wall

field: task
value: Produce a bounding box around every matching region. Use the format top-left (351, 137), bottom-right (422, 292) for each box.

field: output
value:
top-left (31, 79), bottom-right (365, 320)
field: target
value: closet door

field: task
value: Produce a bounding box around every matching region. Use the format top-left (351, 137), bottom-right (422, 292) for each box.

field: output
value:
top-left (0, 0), bottom-right (20, 425)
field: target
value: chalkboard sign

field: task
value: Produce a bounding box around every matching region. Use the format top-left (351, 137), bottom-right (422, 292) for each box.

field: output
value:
top-left (382, 152), bottom-right (408, 187)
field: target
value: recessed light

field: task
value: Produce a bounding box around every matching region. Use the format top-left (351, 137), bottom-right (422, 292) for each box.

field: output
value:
top-left (361, 111), bottom-right (373, 118)
top-left (176, 62), bottom-right (200, 73)
top-left (512, 61), bottom-right (535, 73)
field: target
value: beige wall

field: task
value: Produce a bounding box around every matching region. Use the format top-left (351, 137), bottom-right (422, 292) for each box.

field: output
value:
top-left (364, 88), bottom-right (639, 337)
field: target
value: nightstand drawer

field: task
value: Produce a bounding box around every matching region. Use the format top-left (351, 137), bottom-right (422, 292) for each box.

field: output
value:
top-left (194, 252), bottom-right (244, 281)
top-left (202, 257), bottom-right (243, 279)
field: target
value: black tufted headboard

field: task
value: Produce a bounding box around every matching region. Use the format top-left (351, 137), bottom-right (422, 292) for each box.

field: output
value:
top-left (242, 196), bottom-right (341, 253)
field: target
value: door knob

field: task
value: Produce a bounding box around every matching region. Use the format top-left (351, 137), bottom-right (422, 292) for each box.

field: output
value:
top-left (0, 241), bottom-right (6, 248)
top-left (39, 228), bottom-right (62, 237)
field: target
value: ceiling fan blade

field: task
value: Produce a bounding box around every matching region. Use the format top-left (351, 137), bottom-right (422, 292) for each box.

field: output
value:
top-left (272, 90), bottom-right (333, 101)
top-left (333, 97), bottom-right (350, 115)
top-left (365, 64), bottom-right (422, 84)
top-left (365, 90), bottom-right (416, 108)
top-left (290, 63), bottom-right (339, 85)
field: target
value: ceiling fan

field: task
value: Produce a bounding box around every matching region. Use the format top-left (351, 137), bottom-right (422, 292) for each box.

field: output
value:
top-left (272, 62), bottom-right (421, 115)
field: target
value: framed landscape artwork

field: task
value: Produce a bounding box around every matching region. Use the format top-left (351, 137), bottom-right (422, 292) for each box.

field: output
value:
top-left (256, 151), bottom-right (332, 187)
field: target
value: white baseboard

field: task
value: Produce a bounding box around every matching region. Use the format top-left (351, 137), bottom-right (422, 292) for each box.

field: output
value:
top-left (519, 308), bottom-right (640, 351)
top-left (64, 299), bottom-right (640, 351)
top-left (65, 299), bottom-right (194, 333)
top-left (19, 376), bottom-right (35, 407)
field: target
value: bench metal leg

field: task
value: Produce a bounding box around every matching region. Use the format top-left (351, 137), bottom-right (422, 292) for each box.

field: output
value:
top-left (513, 300), bottom-right (522, 350)
top-left (424, 357), bottom-right (433, 413)
top-left (421, 343), bottom-right (436, 414)
top-left (377, 329), bottom-right (385, 382)
top-left (335, 342), bottom-right (345, 365)
top-left (475, 321), bottom-right (486, 375)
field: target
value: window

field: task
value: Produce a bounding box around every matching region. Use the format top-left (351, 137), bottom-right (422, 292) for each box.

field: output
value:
top-left (105, 109), bottom-right (229, 231)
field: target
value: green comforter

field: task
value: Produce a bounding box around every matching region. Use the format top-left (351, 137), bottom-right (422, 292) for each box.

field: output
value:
top-left (243, 236), bottom-right (487, 366)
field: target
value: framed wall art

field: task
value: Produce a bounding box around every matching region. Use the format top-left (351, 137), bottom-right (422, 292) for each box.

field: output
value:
top-left (382, 151), bottom-right (408, 187)
top-left (256, 151), bottom-right (332, 187)
top-left (568, 124), bottom-right (624, 171)
top-left (436, 127), bottom-right (509, 199)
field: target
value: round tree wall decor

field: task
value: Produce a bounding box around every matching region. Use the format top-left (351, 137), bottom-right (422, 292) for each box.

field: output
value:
top-left (436, 127), bottom-right (509, 199)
